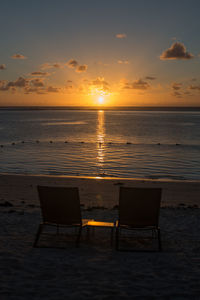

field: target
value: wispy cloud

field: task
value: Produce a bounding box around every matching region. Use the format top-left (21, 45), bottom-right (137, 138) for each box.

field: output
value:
top-left (11, 54), bottom-right (27, 60)
top-left (31, 71), bottom-right (49, 76)
top-left (0, 80), bottom-right (9, 91)
top-left (122, 79), bottom-right (150, 90)
top-left (189, 85), bottom-right (200, 91)
top-left (145, 76), bottom-right (156, 80)
top-left (115, 33), bottom-right (127, 39)
top-left (171, 82), bottom-right (182, 90)
top-left (40, 62), bottom-right (63, 70)
top-left (172, 91), bottom-right (182, 98)
top-left (67, 59), bottom-right (78, 69)
top-left (118, 60), bottom-right (129, 64)
top-left (76, 65), bottom-right (88, 73)
top-left (46, 86), bottom-right (60, 93)
top-left (30, 78), bottom-right (45, 87)
top-left (160, 42), bottom-right (194, 60)
top-left (0, 64), bottom-right (6, 70)
top-left (90, 77), bottom-right (109, 90)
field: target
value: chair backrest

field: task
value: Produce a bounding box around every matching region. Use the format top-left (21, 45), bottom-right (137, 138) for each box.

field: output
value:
top-left (119, 187), bottom-right (162, 227)
top-left (37, 186), bottom-right (81, 225)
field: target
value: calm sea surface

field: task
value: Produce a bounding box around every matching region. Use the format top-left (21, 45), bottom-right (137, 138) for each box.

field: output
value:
top-left (0, 108), bottom-right (200, 180)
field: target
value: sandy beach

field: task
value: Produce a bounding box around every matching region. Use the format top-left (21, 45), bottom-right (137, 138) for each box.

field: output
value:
top-left (1, 173), bottom-right (200, 299)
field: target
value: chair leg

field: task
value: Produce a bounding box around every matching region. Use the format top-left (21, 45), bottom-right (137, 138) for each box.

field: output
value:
top-left (116, 226), bottom-right (119, 250)
top-left (111, 227), bottom-right (114, 247)
top-left (157, 228), bottom-right (162, 251)
top-left (86, 226), bottom-right (90, 241)
top-left (76, 226), bottom-right (82, 247)
top-left (33, 224), bottom-right (43, 247)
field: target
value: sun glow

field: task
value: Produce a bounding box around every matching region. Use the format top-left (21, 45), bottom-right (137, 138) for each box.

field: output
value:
top-left (98, 96), bottom-right (104, 104)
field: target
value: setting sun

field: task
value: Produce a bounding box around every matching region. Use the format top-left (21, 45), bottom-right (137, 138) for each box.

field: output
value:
top-left (98, 96), bottom-right (104, 104)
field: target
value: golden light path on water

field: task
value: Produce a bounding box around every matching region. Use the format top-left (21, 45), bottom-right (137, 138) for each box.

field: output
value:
top-left (96, 110), bottom-right (105, 168)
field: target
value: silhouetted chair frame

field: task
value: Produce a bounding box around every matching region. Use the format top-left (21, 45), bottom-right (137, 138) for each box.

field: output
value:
top-left (34, 186), bottom-right (89, 247)
top-left (116, 187), bottom-right (162, 251)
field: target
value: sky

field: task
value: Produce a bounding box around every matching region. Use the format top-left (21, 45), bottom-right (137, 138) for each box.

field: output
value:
top-left (0, 0), bottom-right (200, 107)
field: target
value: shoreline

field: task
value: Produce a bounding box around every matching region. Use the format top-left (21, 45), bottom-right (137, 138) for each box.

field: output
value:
top-left (2, 171), bottom-right (200, 182)
top-left (1, 173), bottom-right (200, 208)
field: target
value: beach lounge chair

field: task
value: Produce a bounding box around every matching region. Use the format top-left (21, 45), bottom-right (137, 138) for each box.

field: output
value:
top-left (116, 187), bottom-right (162, 251)
top-left (34, 186), bottom-right (90, 247)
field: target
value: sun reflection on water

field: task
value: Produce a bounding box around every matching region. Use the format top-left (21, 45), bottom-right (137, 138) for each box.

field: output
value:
top-left (97, 110), bottom-right (105, 168)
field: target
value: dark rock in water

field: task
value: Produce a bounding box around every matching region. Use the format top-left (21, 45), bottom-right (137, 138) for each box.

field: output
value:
top-left (0, 201), bottom-right (13, 207)
top-left (64, 141), bottom-right (68, 143)
top-left (157, 143), bottom-right (161, 145)
top-left (12, 142), bottom-right (15, 145)
top-left (126, 142), bottom-right (132, 145)
top-left (21, 141), bottom-right (25, 143)
top-left (50, 141), bottom-right (53, 143)
top-left (176, 143), bottom-right (180, 146)
top-left (36, 140), bottom-right (39, 143)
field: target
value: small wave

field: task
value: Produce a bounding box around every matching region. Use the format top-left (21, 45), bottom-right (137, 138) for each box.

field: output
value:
top-left (146, 175), bottom-right (186, 180)
top-left (42, 121), bottom-right (87, 126)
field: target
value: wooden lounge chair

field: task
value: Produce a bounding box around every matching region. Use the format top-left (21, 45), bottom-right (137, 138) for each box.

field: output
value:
top-left (34, 186), bottom-right (90, 247)
top-left (116, 187), bottom-right (162, 251)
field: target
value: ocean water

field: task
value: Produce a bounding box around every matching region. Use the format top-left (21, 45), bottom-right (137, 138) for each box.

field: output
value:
top-left (0, 108), bottom-right (200, 180)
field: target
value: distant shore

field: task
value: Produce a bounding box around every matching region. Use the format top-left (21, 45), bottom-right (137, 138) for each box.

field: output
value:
top-left (0, 106), bottom-right (200, 111)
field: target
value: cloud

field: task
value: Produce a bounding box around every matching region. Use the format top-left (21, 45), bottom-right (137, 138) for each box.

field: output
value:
top-left (171, 82), bottom-right (182, 90)
top-left (116, 33), bottom-right (127, 39)
top-left (52, 63), bottom-right (62, 68)
top-left (31, 71), bottom-right (49, 76)
top-left (91, 77), bottom-right (109, 87)
top-left (46, 86), bottom-right (60, 93)
top-left (7, 77), bottom-right (29, 88)
top-left (67, 59), bottom-right (78, 68)
top-left (76, 65), bottom-right (88, 73)
top-left (11, 54), bottom-right (27, 60)
top-left (160, 42), bottom-right (194, 60)
top-left (90, 77), bottom-right (109, 91)
top-left (189, 85), bottom-right (200, 91)
top-left (0, 64), bottom-right (6, 70)
top-left (24, 87), bottom-right (44, 94)
top-left (122, 79), bottom-right (150, 90)
top-left (118, 60), bottom-right (129, 64)
top-left (40, 63), bottom-right (52, 70)
top-left (173, 91), bottom-right (182, 98)
top-left (40, 62), bottom-right (62, 69)
top-left (145, 76), bottom-right (156, 80)
top-left (0, 80), bottom-right (9, 91)
top-left (30, 78), bottom-right (45, 87)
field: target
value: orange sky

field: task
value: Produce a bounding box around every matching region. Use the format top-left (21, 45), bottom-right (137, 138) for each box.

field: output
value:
top-left (1, 1), bottom-right (200, 107)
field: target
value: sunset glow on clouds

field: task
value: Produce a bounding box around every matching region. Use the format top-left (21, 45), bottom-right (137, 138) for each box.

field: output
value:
top-left (0, 0), bottom-right (200, 106)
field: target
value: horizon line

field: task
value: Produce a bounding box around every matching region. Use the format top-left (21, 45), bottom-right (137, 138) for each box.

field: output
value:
top-left (0, 105), bottom-right (200, 111)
